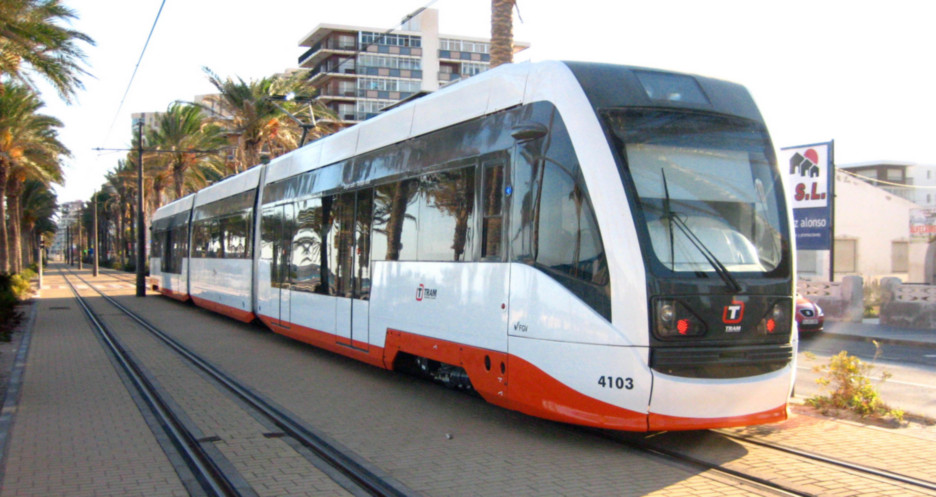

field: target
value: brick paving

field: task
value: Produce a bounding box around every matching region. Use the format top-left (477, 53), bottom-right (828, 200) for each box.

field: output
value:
top-left (0, 270), bottom-right (187, 497)
top-left (2, 265), bottom-right (934, 496)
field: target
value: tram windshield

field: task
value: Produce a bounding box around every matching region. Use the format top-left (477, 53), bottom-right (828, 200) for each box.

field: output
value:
top-left (604, 109), bottom-right (788, 276)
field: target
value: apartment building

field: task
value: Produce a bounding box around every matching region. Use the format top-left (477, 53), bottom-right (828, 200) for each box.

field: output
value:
top-left (297, 8), bottom-right (529, 124)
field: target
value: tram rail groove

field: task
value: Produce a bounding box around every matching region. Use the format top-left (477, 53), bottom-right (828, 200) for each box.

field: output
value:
top-left (596, 427), bottom-right (936, 497)
top-left (67, 268), bottom-right (419, 497)
top-left (59, 268), bottom-right (243, 497)
top-left (591, 430), bottom-right (812, 497)
top-left (715, 430), bottom-right (936, 492)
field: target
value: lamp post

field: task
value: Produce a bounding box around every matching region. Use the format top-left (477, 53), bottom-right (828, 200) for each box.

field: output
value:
top-left (134, 114), bottom-right (146, 296)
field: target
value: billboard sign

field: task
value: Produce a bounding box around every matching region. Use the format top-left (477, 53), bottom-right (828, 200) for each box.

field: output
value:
top-left (910, 208), bottom-right (936, 241)
top-left (781, 142), bottom-right (834, 250)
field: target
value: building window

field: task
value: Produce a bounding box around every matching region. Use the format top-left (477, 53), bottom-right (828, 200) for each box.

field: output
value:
top-left (360, 31), bottom-right (421, 48)
top-left (886, 168), bottom-right (902, 181)
top-left (439, 38), bottom-right (490, 54)
top-left (892, 241), bottom-right (909, 273)
top-left (834, 238), bottom-right (857, 273)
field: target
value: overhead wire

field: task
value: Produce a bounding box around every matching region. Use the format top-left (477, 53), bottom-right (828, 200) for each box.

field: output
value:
top-left (98, 0), bottom-right (168, 151)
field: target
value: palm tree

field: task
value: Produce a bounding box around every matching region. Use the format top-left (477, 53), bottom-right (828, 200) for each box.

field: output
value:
top-left (201, 68), bottom-right (337, 173)
top-left (0, 0), bottom-right (94, 102)
top-left (0, 83), bottom-right (67, 272)
top-left (104, 160), bottom-right (136, 268)
top-left (19, 178), bottom-right (57, 267)
top-left (490, 0), bottom-right (516, 68)
top-left (146, 102), bottom-right (227, 200)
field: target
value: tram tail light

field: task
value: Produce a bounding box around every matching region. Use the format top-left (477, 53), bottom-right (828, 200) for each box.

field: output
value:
top-left (655, 300), bottom-right (706, 338)
top-left (757, 301), bottom-right (791, 335)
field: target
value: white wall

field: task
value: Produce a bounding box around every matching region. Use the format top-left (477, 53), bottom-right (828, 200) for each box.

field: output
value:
top-left (799, 170), bottom-right (925, 283)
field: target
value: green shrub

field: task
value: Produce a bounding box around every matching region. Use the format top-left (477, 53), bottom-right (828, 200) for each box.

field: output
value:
top-left (806, 346), bottom-right (904, 421)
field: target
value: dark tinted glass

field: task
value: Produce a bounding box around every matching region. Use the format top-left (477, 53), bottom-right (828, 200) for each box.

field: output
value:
top-left (372, 179), bottom-right (419, 261)
top-left (417, 166), bottom-right (475, 261)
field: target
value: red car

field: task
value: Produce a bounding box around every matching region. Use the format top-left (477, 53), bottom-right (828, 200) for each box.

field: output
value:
top-left (795, 295), bottom-right (824, 334)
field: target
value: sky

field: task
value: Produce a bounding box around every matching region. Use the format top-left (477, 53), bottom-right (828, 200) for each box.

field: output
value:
top-left (37, 0), bottom-right (936, 204)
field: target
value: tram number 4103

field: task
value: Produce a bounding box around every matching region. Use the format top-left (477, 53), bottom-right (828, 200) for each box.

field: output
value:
top-left (598, 376), bottom-right (634, 390)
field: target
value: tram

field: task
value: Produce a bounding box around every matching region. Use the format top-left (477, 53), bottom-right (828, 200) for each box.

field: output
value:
top-left (151, 60), bottom-right (795, 431)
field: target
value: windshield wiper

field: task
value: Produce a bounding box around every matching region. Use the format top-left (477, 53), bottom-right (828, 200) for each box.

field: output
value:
top-left (661, 170), bottom-right (743, 293)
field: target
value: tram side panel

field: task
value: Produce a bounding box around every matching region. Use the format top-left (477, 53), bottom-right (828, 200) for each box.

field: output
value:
top-left (189, 258), bottom-right (254, 322)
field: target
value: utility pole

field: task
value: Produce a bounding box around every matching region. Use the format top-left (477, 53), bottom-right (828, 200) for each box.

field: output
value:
top-left (135, 115), bottom-right (146, 297)
top-left (66, 225), bottom-right (71, 265)
top-left (93, 191), bottom-right (99, 277)
top-left (77, 214), bottom-right (83, 270)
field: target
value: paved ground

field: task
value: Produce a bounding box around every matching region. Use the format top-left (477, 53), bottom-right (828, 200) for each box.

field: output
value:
top-left (0, 266), bottom-right (933, 496)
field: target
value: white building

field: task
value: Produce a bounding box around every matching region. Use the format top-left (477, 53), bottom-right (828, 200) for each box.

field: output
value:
top-left (798, 169), bottom-right (929, 283)
top-left (297, 8), bottom-right (529, 124)
top-left (840, 161), bottom-right (936, 207)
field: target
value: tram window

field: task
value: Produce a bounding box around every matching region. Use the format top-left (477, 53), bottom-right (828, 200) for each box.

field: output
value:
top-left (482, 162), bottom-right (505, 259)
top-left (291, 198), bottom-right (325, 293)
top-left (417, 167), bottom-right (475, 261)
top-left (372, 179), bottom-right (419, 261)
top-left (206, 219), bottom-right (221, 257)
top-left (189, 221), bottom-right (202, 258)
top-left (509, 110), bottom-right (610, 320)
top-left (219, 212), bottom-right (250, 259)
top-left (332, 193), bottom-right (356, 297)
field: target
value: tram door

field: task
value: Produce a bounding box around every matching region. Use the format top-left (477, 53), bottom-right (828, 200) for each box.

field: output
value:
top-left (261, 203), bottom-right (293, 327)
top-left (332, 190), bottom-right (372, 349)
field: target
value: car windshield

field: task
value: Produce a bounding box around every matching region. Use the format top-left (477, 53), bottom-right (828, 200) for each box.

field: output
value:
top-left (603, 109), bottom-right (788, 276)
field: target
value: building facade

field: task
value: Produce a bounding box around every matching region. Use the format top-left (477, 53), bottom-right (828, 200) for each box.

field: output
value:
top-left (50, 200), bottom-right (85, 261)
top-left (840, 161), bottom-right (936, 207)
top-left (797, 170), bottom-right (930, 283)
top-left (297, 9), bottom-right (529, 124)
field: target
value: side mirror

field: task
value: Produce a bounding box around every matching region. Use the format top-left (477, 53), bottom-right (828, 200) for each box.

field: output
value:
top-left (511, 122), bottom-right (547, 142)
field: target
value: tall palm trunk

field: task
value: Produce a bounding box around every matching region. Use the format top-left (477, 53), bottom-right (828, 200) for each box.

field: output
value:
top-left (0, 164), bottom-right (8, 273)
top-left (7, 178), bottom-right (25, 273)
top-left (490, 0), bottom-right (515, 68)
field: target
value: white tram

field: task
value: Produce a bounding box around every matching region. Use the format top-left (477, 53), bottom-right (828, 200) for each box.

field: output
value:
top-left (151, 61), bottom-right (795, 431)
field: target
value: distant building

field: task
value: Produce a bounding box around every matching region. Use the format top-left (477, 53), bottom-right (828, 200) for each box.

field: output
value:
top-left (840, 161), bottom-right (936, 207)
top-left (798, 170), bottom-right (929, 283)
top-left (297, 8), bottom-right (530, 124)
top-left (50, 200), bottom-right (85, 260)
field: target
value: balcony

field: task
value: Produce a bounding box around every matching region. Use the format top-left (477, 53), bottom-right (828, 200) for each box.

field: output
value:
top-left (298, 39), bottom-right (359, 68)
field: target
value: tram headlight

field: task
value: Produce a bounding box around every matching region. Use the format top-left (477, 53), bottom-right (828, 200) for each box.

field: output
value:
top-left (757, 301), bottom-right (791, 335)
top-left (655, 299), bottom-right (706, 338)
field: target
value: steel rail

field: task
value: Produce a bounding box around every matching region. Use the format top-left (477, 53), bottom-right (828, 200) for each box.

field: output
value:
top-left (59, 268), bottom-right (241, 497)
top-left (71, 270), bottom-right (416, 497)
top-left (717, 431), bottom-right (936, 492)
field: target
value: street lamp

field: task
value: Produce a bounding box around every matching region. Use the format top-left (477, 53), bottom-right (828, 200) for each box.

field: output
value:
top-left (133, 114), bottom-right (146, 297)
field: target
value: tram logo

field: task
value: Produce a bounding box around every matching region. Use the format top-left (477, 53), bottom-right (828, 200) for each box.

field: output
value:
top-left (415, 284), bottom-right (437, 301)
top-left (722, 301), bottom-right (745, 324)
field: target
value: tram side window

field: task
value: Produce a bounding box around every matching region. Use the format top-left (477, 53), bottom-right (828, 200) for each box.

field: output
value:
top-left (482, 161), bottom-right (505, 259)
top-left (151, 229), bottom-right (164, 261)
top-left (417, 167), bottom-right (475, 261)
top-left (191, 221), bottom-right (207, 258)
top-left (510, 111), bottom-right (610, 320)
top-left (372, 179), bottom-right (419, 261)
top-left (219, 212), bottom-right (250, 258)
top-left (161, 224), bottom-right (188, 274)
top-left (291, 197), bottom-right (326, 293)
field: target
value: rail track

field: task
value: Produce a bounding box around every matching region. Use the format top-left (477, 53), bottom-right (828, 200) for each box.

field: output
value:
top-left (597, 427), bottom-right (936, 497)
top-left (60, 266), bottom-right (418, 497)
